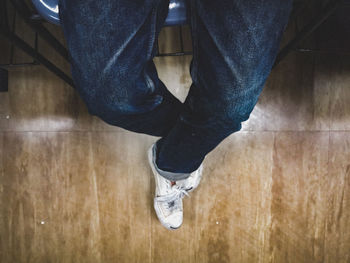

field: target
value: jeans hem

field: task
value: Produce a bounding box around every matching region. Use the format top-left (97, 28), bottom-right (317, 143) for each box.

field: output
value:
top-left (152, 142), bottom-right (191, 181)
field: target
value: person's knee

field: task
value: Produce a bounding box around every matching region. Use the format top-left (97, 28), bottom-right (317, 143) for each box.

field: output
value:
top-left (82, 79), bottom-right (163, 121)
top-left (214, 92), bottom-right (260, 130)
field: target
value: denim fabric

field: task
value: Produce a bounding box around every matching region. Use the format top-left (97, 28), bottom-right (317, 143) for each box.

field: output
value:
top-left (59, 0), bottom-right (293, 180)
top-left (152, 142), bottom-right (191, 181)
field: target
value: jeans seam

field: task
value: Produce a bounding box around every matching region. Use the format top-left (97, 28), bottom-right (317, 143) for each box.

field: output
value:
top-left (147, 2), bottom-right (158, 58)
top-left (190, 0), bottom-right (198, 84)
top-left (144, 70), bottom-right (155, 93)
top-left (144, 0), bottom-right (160, 93)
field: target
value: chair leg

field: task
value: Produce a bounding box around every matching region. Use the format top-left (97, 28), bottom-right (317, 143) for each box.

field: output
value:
top-left (273, 0), bottom-right (342, 68)
top-left (0, 68), bottom-right (8, 92)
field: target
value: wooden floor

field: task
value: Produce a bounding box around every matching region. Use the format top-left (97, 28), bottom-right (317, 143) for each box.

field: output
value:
top-left (1, 13), bottom-right (350, 263)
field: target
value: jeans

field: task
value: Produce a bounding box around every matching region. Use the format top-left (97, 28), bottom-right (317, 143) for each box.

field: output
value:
top-left (59, 0), bottom-right (293, 180)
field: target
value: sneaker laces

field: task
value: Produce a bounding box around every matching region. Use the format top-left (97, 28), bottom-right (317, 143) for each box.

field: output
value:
top-left (155, 185), bottom-right (190, 210)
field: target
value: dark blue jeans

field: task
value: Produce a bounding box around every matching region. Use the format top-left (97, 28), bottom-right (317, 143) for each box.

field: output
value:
top-left (59, 0), bottom-right (293, 180)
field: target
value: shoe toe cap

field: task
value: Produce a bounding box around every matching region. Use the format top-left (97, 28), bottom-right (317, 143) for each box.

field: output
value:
top-left (154, 201), bottom-right (183, 230)
top-left (164, 212), bottom-right (183, 229)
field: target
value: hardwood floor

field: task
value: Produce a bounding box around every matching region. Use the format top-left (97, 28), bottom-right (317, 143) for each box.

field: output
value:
top-left (0, 14), bottom-right (350, 263)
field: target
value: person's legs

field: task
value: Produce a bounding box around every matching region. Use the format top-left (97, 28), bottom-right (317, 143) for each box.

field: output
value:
top-left (59, 0), bottom-right (182, 136)
top-left (155, 0), bottom-right (293, 179)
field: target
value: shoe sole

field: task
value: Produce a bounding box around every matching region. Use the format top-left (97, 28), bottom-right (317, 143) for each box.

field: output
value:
top-left (182, 163), bottom-right (203, 193)
top-left (190, 166), bottom-right (203, 192)
top-left (148, 145), bottom-right (182, 230)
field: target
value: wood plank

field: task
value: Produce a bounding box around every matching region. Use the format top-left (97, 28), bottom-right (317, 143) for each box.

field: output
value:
top-left (269, 132), bottom-right (329, 263)
top-left (0, 131), bottom-right (153, 263)
top-left (325, 132), bottom-right (350, 263)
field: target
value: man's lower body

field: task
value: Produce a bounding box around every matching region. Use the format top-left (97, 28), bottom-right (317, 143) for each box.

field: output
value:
top-left (59, 0), bottom-right (293, 229)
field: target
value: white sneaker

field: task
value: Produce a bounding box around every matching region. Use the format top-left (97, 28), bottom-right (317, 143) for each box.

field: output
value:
top-left (176, 163), bottom-right (203, 193)
top-left (148, 144), bottom-right (189, 230)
